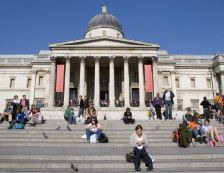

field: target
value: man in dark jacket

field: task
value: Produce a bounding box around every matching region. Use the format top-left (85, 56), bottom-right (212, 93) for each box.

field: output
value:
top-left (162, 87), bottom-right (175, 120)
top-left (183, 108), bottom-right (193, 126)
top-left (77, 95), bottom-right (84, 121)
top-left (200, 97), bottom-right (211, 119)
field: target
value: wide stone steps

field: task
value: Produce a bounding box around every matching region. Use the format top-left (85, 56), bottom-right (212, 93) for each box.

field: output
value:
top-left (0, 119), bottom-right (223, 172)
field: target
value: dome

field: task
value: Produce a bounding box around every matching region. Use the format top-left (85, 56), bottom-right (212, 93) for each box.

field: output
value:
top-left (85, 5), bottom-right (123, 36)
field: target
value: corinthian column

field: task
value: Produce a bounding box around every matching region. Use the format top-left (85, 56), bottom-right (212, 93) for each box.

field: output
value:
top-left (79, 56), bottom-right (86, 98)
top-left (63, 57), bottom-right (71, 108)
top-left (152, 56), bottom-right (158, 98)
top-left (30, 70), bottom-right (37, 105)
top-left (109, 56), bottom-right (115, 108)
top-left (94, 56), bottom-right (100, 108)
top-left (138, 56), bottom-right (145, 108)
top-left (49, 56), bottom-right (57, 107)
top-left (124, 56), bottom-right (130, 107)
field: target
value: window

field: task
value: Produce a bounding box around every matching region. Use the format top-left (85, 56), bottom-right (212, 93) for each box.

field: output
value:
top-left (39, 76), bottom-right (44, 86)
top-left (36, 100), bottom-right (43, 108)
top-left (177, 100), bottom-right (183, 110)
top-left (191, 78), bottom-right (195, 88)
top-left (6, 99), bottom-right (13, 105)
top-left (175, 78), bottom-right (180, 88)
top-left (207, 79), bottom-right (211, 88)
top-left (10, 78), bottom-right (15, 88)
top-left (163, 76), bottom-right (169, 85)
top-left (27, 78), bottom-right (31, 88)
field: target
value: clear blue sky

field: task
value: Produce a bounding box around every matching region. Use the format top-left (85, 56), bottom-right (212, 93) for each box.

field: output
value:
top-left (0, 0), bottom-right (223, 55)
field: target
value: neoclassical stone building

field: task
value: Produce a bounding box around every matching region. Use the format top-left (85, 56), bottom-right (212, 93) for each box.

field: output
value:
top-left (0, 5), bottom-right (223, 119)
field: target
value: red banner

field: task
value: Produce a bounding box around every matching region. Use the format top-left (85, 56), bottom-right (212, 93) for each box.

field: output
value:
top-left (56, 65), bottom-right (64, 92)
top-left (144, 65), bottom-right (153, 92)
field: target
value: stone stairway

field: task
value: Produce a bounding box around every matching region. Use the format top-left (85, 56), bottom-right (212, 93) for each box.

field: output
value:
top-left (0, 119), bottom-right (223, 172)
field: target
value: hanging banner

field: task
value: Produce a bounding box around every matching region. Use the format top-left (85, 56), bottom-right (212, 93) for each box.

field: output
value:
top-left (56, 64), bottom-right (64, 92)
top-left (144, 65), bottom-right (153, 92)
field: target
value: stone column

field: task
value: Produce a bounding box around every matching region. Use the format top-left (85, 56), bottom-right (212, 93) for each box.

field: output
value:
top-left (152, 57), bottom-right (159, 97)
top-left (124, 56), bottom-right (130, 107)
top-left (171, 70), bottom-right (177, 110)
top-left (63, 57), bottom-right (71, 108)
top-left (48, 56), bottom-right (56, 107)
top-left (44, 70), bottom-right (51, 107)
top-left (79, 56), bottom-right (86, 98)
top-left (138, 56), bottom-right (145, 108)
top-left (109, 56), bottom-right (115, 108)
top-left (30, 70), bottom-right (37, 105)
top-left (94, 56), bottom-right (100, 108)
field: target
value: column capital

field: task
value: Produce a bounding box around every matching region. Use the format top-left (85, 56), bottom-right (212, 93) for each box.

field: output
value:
top-left (108, 56), bottom-right (115, 62)
top-left (123, 56), bottom-right (130, 63)
top-left (171, 70), bottom-right (176, 75)
top-left (50, 56), bottom-right (57, 62)
top-left (79, 56), bottom-right (86, 63)
top-left (94, 56), bottom-right (101, 62)
top-left (151, 56), bottom-right (158, 63)
top-left (31, 70), bottom-right (37, 74)
top-left (45, 70), bottom-right (51, 74)
top-left (137, 56), bottom-right (144, 63)
top-left (65, 56), bottom-right (71, 62)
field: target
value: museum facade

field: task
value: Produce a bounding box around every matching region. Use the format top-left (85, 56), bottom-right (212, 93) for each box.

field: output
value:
top-left (0, 5), bottom-right (223, 119)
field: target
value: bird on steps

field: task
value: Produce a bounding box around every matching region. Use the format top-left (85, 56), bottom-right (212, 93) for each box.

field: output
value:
top-left (71, 163), bottom-right (79, 172)
top-left (56, 126), bottom-right (60, 131)
top-left (42, 132), bottom-right (48, 138)
top-left (67, 125), bottom-right (72, 131)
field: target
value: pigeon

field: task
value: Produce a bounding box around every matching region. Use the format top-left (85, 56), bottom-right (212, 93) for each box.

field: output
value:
top-left (104, 115), bottom-right (107, 120)
top-left (43, 132), bottom-right (48, 138)
top-left (55, 126), bottom-right (60, 131)
top-left (67, 125), bottom-right (72, 131)
top-left (71, 163), bottom-right (79, 172)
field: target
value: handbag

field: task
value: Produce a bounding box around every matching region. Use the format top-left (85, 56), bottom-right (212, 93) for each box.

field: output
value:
top-left (98, 133), bottom-right (109, 143)
top-left (14, 124), bottom-right (24, 129)
top-left (90, 134), bottom-right (97, 143)
top-left (125, 151), bottom-right (135, 163)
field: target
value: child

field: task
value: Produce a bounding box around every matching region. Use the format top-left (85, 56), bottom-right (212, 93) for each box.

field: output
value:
top-left (30, 108), bottom-right (43, 125)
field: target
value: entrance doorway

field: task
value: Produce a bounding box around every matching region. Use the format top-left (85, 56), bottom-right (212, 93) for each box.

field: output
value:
top-left (132, 88), bottom-right (139, 100)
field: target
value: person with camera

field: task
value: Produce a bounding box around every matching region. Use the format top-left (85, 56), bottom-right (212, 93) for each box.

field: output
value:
top-left (123, 107), bottom-right (135, 124)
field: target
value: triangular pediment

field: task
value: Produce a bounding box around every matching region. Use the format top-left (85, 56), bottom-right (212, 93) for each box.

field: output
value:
top-left (49, 36), bottom-right (160, 49)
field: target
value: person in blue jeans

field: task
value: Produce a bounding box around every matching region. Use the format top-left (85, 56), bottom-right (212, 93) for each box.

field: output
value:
top-left (84, 118), bottom-right (103, 143)
top-left (64, 104), bottom-right (76, 124)
top-left (188, 113), bottom-right (207, 144)
top-left (7, 108), bottom-right (26, 129)
top-left (162, 87), bottom-right (175, 120)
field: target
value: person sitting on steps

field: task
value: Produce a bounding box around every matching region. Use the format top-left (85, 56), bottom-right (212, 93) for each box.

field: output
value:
top-left (7, 108), bottom-right (26, 129)
top-left (188, 113), bottom-right (207, 144)
top-left (1, 104), bottom-right (13, 123)
top-left (219, 110), bottom-right (224, 124)
top-left (129, 125), bottom-right (153, 172)
top-left (85, 117), bottom-right (103, 143)
top-left (202, 119), bottom-right (222, 147)
top-left (29, 108), bottom-right (43, 126)
top-left (183, 108), bottom-right (193, 126)
top-left (123, 107), bottom-right (135, 124)
top-left (64, 104), bottom-right (76, 124)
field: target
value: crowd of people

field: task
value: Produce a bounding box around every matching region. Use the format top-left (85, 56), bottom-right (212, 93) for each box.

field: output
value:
top-left (0, 95), bottom-right (43, 129)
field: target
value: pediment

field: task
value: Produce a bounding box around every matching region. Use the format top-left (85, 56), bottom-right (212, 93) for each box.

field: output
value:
top-left (49, 37), bottom-right (160, 49)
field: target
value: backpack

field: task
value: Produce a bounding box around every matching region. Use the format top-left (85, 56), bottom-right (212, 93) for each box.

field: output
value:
top-left (125, 151), bottom-right (135, 163)
top-left (172, 129), bottom-right (179, 143)
top-left (98, 133), bottom-right (109, 143)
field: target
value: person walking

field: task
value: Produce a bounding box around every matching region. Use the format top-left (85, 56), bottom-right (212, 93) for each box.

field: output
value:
top-left (77, 95), bottom-right (84, 122)
top-left (213, 93), bottom-right (223, 121)
top-left (162, 87), bottom-right (175, 120)
top-left (153, 93), bottom-right (163, 119)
